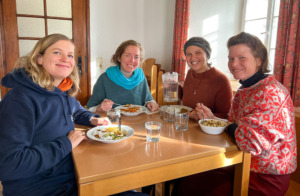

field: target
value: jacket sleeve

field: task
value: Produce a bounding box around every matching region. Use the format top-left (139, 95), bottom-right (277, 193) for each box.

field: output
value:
top-left (234, 88), bottom-right (293, 156)
top-left (0, 95), bottom-right (72, 181)
top-left (72, 98), bottom-right (99, 126)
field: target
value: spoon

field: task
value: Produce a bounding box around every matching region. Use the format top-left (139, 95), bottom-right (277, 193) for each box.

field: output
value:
top-left (200, 103), bottom-right (205, 123)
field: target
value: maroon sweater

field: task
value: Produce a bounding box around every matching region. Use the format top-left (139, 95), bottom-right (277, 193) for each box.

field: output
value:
top-left (179, 67), bottom-right (232, 118)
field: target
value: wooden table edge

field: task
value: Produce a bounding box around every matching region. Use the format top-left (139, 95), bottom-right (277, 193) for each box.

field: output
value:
top-left (77, 150), bottom-right (249, 196)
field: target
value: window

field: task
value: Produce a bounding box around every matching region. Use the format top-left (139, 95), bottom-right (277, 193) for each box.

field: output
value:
top-left (243, 0), bottom-right (280, 73)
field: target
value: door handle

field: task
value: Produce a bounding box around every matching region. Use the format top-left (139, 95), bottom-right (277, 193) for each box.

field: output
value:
top-left (77, 56), bottom-right (82, 75)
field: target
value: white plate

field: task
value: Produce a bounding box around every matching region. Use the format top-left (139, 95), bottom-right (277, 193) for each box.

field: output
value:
top-left (115, 105), bottom-right (147, 116)
top-left (160, 105), bottom-right (193, 113)
top-left (87, 125), bottom-right (134, 143)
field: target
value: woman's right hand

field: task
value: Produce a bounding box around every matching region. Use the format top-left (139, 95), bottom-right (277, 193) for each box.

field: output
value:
top-left (96, 99), bottom-right (114, 112)
top-left (195, 103), bottom-right (214, 120)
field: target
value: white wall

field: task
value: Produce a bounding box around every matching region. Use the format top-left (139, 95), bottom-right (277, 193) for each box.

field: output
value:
top-left (90, 0), bottom-right (175, 87)
top-left (189, 0), bottom-right (244, 79)
top-left (89, 0), bottom-right (243, 89)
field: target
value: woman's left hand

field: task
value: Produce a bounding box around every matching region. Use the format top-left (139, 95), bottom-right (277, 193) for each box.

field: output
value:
top-left (188, 110), bottom-right (199, 121)
top-left (90, 116), bottom-right (110, 126)
top-left (68, 130), bottom-right (87, 149)
top-left (146, 102), bottom-right (159, 112)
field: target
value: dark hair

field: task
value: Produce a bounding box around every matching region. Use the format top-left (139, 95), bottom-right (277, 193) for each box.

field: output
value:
top-left (111, 40), bottom-right (144, 65)
top-left (227, 32), bottom-right (270, 73)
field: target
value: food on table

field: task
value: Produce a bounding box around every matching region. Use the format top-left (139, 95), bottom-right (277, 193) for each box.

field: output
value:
top-left (178, 108), bottom-right (188, 113)
top-left (201, 119), bottom-right (227, 127)
top-left (94, 127), bottom-right (127, 140)
top-left (124, 104), bottom-right (132, 107)
top-left (120, 106), bottom-right (140, 113)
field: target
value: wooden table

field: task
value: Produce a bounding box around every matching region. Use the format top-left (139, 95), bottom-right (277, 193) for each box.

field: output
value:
top-left (73, 112), bottom-right (250, 196)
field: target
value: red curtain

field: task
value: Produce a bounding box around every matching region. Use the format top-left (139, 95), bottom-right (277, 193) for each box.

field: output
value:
top-left (171, 0), bottom-right (191, 81)
top-left (274, 0), bottom-right (300, 106)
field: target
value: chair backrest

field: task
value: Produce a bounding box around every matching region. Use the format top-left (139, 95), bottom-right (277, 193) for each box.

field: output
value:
top-left (157, 69), bottom-right (165, 105)
top-left (0, 181), bottom-right (2, 196)
top-left (142, 58), bottom-right (156, 83)
top-left (292, 112), bottom-right (300, 184)
top-left (150, 64), bottom-right (158, 101)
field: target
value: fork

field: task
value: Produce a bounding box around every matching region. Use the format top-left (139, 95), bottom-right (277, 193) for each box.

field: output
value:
top-left (113, 103), bottom-right (122, 106)
top-left (200, 103), bottom-right (205, 123)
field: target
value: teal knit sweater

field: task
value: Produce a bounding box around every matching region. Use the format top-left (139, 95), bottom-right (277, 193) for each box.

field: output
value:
top-left (87, 72), bottom-right (153, 108)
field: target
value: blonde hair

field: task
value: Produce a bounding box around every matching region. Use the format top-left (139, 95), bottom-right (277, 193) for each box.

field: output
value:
top-left (18, 34), bottom-right (80, 97)
top-left (111, 40), bottom-right (144, 66)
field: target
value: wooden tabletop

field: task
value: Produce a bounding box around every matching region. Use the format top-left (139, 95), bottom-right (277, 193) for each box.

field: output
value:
top-left (73, 112), bottom-right (250, 196)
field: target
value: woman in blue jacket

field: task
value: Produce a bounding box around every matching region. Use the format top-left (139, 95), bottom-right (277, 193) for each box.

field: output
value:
top-left (0, 34), bottom-right (110, 196)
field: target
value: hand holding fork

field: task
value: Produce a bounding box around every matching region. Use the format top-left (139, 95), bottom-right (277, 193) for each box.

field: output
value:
top-left (196, 103), bottom-right (214, 122)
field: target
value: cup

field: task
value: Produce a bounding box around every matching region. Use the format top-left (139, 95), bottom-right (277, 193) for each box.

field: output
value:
top-left (145, 121), bottom-right (162, 142)
top-left (163, 106), bottom-right (175, 122)
top-left (175, 112), bottom-right (189, 131)
top-left (107, 109), bottom-right (121, 127)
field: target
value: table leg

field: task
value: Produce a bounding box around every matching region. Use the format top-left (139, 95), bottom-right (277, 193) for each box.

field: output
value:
top-left (233, 152), bottom-right (251, 196)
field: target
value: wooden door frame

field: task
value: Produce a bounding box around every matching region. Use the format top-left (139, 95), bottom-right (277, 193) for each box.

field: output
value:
top-left (72, 0), bottom-right (91, 105)
top-left (0, 0), bottom-right (91, 105)
top-left (0, 0), bottom-right (19, 98)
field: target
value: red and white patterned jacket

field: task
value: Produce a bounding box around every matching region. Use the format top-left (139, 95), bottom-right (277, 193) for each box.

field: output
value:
top-left (229, 75), bottom-right (297, 174)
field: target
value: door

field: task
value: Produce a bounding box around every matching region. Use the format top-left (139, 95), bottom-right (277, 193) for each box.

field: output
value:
top-left (0, 0), bottom-right (91, 105)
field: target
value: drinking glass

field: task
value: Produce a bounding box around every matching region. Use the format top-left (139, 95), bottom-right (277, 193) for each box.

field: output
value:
top-left (163, 106), bottom-right (175, 122)
top-left (145, 121), bottom-right (162, 142)
top-left (175, 112), bottom-right (189, 131)
top-left (107, 109), bottom-right (121, 130)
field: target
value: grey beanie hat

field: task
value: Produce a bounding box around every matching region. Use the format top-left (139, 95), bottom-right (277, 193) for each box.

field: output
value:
top-left (184, 37), bottom-right (212, 59)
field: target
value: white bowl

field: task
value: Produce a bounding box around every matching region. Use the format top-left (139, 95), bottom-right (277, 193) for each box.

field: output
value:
top-left (198, 119), bottom-right (228, 135)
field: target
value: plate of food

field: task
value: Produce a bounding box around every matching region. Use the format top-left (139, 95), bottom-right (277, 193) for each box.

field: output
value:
top-left (87, 125), bottom-right (135, 143)
top-left (160, 105), bottom-right (193, 114)
top-left (115, 104), bottom-right (147, 116)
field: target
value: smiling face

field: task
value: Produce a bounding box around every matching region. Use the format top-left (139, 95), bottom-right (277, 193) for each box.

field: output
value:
top-left (118, 45), bottom-right (140, 77)
top-left (228, 44), bottom-right (261, 81)
top-left (185, 45), bottom-right (208, 73)
top-left (38, 40), bottom-right (75, 86)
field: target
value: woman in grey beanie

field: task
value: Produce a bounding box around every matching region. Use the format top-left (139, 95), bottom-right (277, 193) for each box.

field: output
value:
top-left (178, 36), bottom-right (233, 120)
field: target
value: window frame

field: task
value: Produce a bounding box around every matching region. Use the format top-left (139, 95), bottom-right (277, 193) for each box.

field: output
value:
top-left (242, 0), bottom-right (280, 73)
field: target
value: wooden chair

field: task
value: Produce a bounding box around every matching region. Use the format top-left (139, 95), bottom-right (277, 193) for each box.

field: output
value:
top-left (0, 181), bottom-right (2, 196)
top-left (285, 111), bottom-right (300, 195)
top-left (141, 58), bottom-right (156, 86)
top-left (150, 64), bottom-right (158, 101)
top-left (157, 69), bottom-right (165, 105)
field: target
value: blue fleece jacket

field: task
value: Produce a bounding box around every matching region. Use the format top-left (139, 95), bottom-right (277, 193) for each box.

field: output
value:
top-left (0, 68), bottom-right (96, 196)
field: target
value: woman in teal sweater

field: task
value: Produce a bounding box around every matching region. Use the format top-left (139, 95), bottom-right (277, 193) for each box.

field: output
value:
top-left (87, 40), bottom-right (159, 113)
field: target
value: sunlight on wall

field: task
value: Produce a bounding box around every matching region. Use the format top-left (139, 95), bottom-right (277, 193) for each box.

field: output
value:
top-left (189, 0), bottom-right (243, 80)
top-left (203, 15), bottom-right (219, 35)
top-left (203, 15), bottom-right (219, 64)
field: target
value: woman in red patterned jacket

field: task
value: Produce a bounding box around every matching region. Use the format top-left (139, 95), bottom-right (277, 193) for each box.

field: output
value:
top-left (173, 32), bottom-right (297, 196)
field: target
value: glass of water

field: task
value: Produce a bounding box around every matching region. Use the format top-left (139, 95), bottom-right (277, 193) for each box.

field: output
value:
top-left (145, 121), bottom-right (162, 142)
top-left (107, 109), bottom-right (121, 129)
top-left (175, 112), bottom-right (189, 131)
